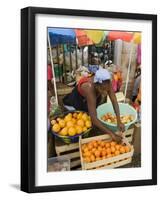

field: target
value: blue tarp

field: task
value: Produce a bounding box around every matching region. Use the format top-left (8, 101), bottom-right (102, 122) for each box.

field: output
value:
top-left (48, 28), bottom-right (76, 46)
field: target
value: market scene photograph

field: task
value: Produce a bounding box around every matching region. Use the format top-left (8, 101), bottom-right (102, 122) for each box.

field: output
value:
top-left (47, 28), bottom-right (141, 172)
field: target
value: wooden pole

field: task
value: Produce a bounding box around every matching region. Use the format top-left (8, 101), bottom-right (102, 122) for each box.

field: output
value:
top-left (82, 47), bottom-right (84, 66)
top-left (75, 44), bottom-right (78, 69)
top-left (56, 45), bottom-right (61, 82)
top-left (47, 33), bottom-right (58, 105)
top-left (62, 44), bottom-right (67, 83)
top-left (69, 44), bottom-right (72, 72)
top-left (124, 42), bottom-right (134, 102)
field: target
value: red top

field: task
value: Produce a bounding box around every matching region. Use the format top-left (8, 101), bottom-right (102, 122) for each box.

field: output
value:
top-left (77, 77), bottom-right (91, 96)
top-left (48, 65), bottom-right (53, 80)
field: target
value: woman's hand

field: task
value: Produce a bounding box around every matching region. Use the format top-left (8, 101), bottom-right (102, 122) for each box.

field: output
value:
top-left (109, 132), bottom-right (122, 143)
top-left (117, 122), bottom-right (125, 132)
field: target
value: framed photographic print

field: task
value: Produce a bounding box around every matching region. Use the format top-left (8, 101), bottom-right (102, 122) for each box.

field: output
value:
top-left (21, 7), bottom-right (157, 193)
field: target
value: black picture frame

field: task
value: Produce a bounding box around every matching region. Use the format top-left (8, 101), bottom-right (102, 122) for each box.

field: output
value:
top-left (21, 6), bottom-right (157, 193)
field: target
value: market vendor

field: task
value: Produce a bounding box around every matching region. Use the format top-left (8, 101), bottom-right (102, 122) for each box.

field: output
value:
top-left (63, 68), bottom-right (125, 142)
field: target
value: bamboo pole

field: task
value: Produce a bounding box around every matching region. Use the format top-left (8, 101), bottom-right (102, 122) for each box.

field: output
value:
top-left (47, 33), bottom-right (58, 105)
top-left (82, 47), bottom-right (84, 66)
top-left (124, 42), bottom-right (134, 102)
top-left (62, 44), bottom-right (67, 83)
top-left (75, 44), bottom-right (78, 69)
top-left (69, 44), bottom-right (72, 72)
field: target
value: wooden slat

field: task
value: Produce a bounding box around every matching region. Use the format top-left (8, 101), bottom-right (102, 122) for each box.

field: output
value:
top-left (81, 134), bottom-right (111, 144)
top-left (65, 151), bottom-right (80, 160)
top-left (55, 142), bottom-right (79, 154)
top-left (127, 136), bottom-right (133, 143)
top-left (95, 157), bottom-right (132, 170)
top-left (125, 128), bottom-right (134, 136)
top-left (135, 123), bottom-right (141, 128)
top-left (79, 136), bottom-right (85, 170)
top-left (71, 159), bottom-right (81, 168)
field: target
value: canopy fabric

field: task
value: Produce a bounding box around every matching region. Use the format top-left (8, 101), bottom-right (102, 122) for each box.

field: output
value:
top-left (107, 31), bottom-right (133, 42)
top-left (85, 30), bottom-right (104, 44)
top-left (48, 28), bottom-right (76, 46)
top-left (133, 32), bottom-right (141, 44)
top-left (75, 29), bottom-right (93, 46)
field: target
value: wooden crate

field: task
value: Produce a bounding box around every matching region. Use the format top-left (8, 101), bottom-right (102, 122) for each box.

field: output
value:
top-left (55, 142), bottom-right (81, 170)
top-left (79, 132), bottom-right (134, 170)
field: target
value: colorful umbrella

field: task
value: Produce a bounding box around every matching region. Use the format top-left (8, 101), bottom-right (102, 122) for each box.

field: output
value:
top-left (107, 31), bottom-right (133, 42)
top-left (48, 28), bottom-right (76, 46)
top-left (75, 29), bottom-right (93, 46)
top-left (85, 30), bottom-right (104, 44)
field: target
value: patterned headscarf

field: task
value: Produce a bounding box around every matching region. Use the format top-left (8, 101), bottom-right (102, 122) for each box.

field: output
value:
top-left (94, 68), bottom-right (111, 83)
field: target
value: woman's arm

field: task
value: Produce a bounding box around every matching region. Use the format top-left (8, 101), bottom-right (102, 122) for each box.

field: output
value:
top-left (108, 82), bottom-right (125, 132)
top-left (82, 83), bottom-right (122, 142)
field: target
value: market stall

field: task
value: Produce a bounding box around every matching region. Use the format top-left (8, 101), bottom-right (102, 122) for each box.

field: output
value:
top-left (47, 28), bottom-right (141, 172)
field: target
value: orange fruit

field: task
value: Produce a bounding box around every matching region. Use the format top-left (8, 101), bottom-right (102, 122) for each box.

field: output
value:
top-left (106, 148), bottom-right (111, 155)
top-left (93, 141), bottom-right (98, 148)
top-left (100, 141), bottom-right (105, 147)
top-left (59, 127), bottom-right (68, 136)
top-left (115, 150), bottom-right (120, 156)
top-left (97, 146), bottom-right (102, 151)
top-left (81, 144), bottom-right (87, 151)
top-left (67, 113), bottom-right (72, 117)
top-left (84, 151), bottom-right (91, 157)
top-left (76, 119), bottom-right (84, 127)
top-left (56, 118), bottom-right (61, 122)
top-left (75, 125), bottom-right (83, 134)
top-left (115, 144), bottom-right (121, 150)
top-left (125, 146), bottom-right (131, 153)
top-left (52, 123), bottom-right (61, 132)
top-left (71, 118), bottom-right (76, 124)
top-left (82, 153), bottom-right (86, 158)
top-left (87, 143), bottom-right (93, 151)
top-left (94, 150), bottom-right (101, 157)
top-left (82, 113), bottom-right (89, 121)
top-left (77, 112), bottom-right (83, 119)
top-left (66, 121), bottom-right (74, 127)
top-left (105, 142), bottom-right (110, 148)
top-left (84, 157), bottom-right (91, 163)
top-left (90, 155), bottom-right (95, 162)
top-left (64, 115), bottom-right (72, 122)
top-left (68, 127), bottom-right (76, 136)
top-left (111, 146), bottom-right (116, 153)
top-left (51, 119), bottom-right (57, 125)
top-left (83, 147), bottom-right (89, 153)
top-left (101, 150), bottom-right (107, 157)
top-left (58, 119), bottom-right (66, 128)
top-left (120, 146), bottom-right (126, 154)
top-left (91, 148), bottom-right (97, 153)
top-left (102, 156), bottom-right (106, 160)
top-left (88, 116), bottom-right (91, 121)
top-left (97, 140), bottom-right (101, 145)
top-left (85, 120), bottom-right (92, 128)
top-left (73, 112), bottom-right (78, 118)
top-left (110, 141), bottom-right (116, 147)
top-left (82, 127), bottom-right (88, 132)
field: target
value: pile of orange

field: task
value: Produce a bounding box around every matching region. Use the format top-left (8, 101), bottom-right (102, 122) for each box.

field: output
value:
top-left (51, 112), bottom-right (92, 137)
top-left (101, 112), bottom-right (134, 124)
top-left (81, 140), bottom-right (131, 163)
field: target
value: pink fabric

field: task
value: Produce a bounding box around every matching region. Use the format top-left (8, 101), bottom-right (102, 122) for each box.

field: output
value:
top-left (48, 65), bottom-right (53, 80)
top-left (137, 45), bottom-right (141, 65)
